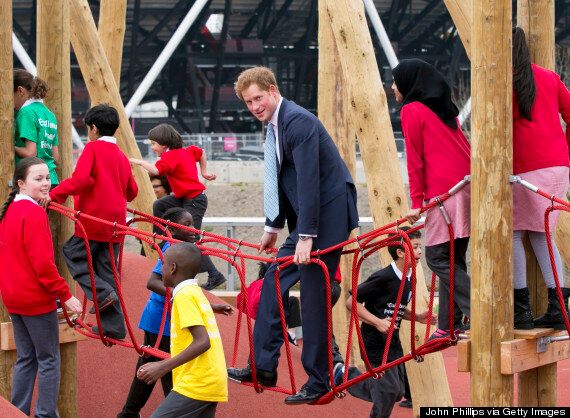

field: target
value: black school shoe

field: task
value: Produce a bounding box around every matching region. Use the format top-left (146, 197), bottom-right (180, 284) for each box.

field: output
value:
top-left (91, 325), bottom-right (126, 340)
top-left (89, 291), bottom-right (118, 314)
top-left (227, 366), bottom-right (278, 387)
top-left (284, 384), bottom-right (328, 405)
top-left (203, 272), bottom-right (227, 291)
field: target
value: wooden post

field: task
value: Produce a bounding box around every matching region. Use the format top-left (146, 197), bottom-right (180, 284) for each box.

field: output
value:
top-left (470, 0), bottom-right (514, 406)
top-left (70, 0), bottom-right (155, 256)
top-left (37, 1), bottom-right (77, 416)
top-left (516, 0), bottom-right (557, 406)
top-left (0, 0), bottom-right (15, 401)
top-left (317, 1), bottom-right (360, 367)
top-left (323, 0), bottom-right (453, 414)
top-left (442, 0), bottom-right (472, 59)
top-left (98, 0), bottom-right (127, 87)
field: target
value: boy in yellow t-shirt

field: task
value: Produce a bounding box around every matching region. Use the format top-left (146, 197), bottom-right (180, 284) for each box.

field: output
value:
top-left (137, 242), bottom-right (231, 417)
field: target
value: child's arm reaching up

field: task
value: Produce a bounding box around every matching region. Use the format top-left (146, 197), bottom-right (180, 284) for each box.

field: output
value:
top-left (198, 152), bottom-right (216, 181)
top-left (136, 325), bottom-right (210, 384)
top-left (129, 158), bottom-right (159, 176)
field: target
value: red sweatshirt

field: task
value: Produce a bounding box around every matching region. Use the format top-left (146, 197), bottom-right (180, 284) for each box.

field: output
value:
top-left (513, 64), bottom-right (570, 174)
top-left (155, 146), bottom-right (205, 199)
top-left (0, 198), bottom-right (72, 315)
top-left (401, 102), bottom-right (471, 209)
top-left (50, 138), bottom-right (138, 242)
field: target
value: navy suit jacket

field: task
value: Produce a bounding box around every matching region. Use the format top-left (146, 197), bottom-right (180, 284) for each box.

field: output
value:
top-left (265, 98), bottom-right (359, 248)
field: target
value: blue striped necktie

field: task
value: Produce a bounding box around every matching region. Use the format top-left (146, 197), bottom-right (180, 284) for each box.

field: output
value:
top-left (264, 124), bottom-right (280, 221)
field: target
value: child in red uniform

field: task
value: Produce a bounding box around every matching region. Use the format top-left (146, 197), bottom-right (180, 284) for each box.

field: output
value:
top-left (392, 59), bottom-right (471, 339)
top-left (49, 104), bottom-right (138, 339)
top-left (0, 157), bottom-right (82, 417)
top-left (130, 123), bottom-right (226, 291)
top-left (511, 27), bottom-right (570, 329)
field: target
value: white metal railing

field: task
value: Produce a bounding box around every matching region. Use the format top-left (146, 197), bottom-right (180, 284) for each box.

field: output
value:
top-left (73, 133), bottom-right (405, 163)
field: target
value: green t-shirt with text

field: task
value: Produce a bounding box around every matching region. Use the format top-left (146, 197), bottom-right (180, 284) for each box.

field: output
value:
top-left (15, 101), bottom-right (59, 184)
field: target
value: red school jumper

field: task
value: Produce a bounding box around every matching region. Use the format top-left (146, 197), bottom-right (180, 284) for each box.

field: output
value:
top-left (155, 146), bottom-right (205, 199)
top-left (50, 137), bottom-right (138, 242)
top-left (513, 64), bottom-right (570, 174)
top-left (401, 101), bottom-right (471, 209)
top-left (0, 197), bottom-right (72, 315)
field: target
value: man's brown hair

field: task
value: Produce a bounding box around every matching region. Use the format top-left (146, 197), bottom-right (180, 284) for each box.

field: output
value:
top-left (234, 66), bottom-right (279, 100)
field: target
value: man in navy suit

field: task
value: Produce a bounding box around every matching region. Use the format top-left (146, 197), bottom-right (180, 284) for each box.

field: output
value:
top-left (227, 67), bottom-right (359, 404)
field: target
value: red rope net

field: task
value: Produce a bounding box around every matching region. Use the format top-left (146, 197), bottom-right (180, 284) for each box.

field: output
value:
top-left (49, 175), bottom-right (569, 405)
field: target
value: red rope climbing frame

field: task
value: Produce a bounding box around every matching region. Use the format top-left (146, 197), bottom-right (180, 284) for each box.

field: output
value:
top-left (50, 174), bottom-right (570, 405)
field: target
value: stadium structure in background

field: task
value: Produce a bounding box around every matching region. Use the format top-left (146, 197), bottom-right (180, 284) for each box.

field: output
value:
top-left (12, 0), bottom-right (570, 135)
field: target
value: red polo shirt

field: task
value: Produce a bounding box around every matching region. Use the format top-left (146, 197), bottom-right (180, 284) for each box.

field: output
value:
top-left (155, 146), bottom-right (205, 199)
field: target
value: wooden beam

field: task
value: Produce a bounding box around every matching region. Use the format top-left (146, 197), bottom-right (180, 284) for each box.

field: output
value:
top-left (470, 0), bottom-right (513, 407)
top-left (70, 0), bottom-right (155, 257)
top-left (516, 1), bottom-right (557, 406)
top-left (0, 322), bottom-right (86, 351)
top-left (0, 0), bottom-right (15, 402)
top-left (501, 332), bottom-right (570, 374)
top-left (457, 339), bottom-right (471, 372)
top-left (442, 1), bottom-right (472, 59)
top-left (37, 1), bottom-right (77, 415)
top-left (317, 0), bottom-right (360, 369)
top-left (98, 0), bottom-right (127, 87)
top-left (323, 0), bottom-right (453, 413)
top-left (457, 328), bottom-right (562, 373)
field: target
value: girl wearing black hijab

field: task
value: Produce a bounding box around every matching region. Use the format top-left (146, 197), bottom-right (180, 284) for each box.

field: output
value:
top-left (392, 59), bottom-right (471, 339)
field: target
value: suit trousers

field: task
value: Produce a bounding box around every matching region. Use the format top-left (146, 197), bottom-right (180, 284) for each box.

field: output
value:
top-left (253, 233), bottom-right (343, 393)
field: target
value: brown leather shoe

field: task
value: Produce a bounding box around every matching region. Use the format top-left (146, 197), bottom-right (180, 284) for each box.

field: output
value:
top-left (89, 291), bottom-right (118, 314)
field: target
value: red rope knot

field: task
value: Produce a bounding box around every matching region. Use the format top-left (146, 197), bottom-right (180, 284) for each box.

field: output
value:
top-left (163, 220), bottom-right (172, 235)
top-left (355, 236), bottom-right (365, 258)
top-left (73, 210), bottom-right (81, 223)
top-left (412, 354), bottom-right (425, 363)
top-left (372, 371), bottom-right (385, 380)
top-left (232, 240), bottom-right (243, 263)
top-left (550, 195), bottom-right (556, 209)
top-left (112, 222), bottom-right (118, 238)
top-left (315, 249), bottom-right (321, 260)
top-left (139, 345), bottom-right (151, 357)
top-left (152, 232), bottom-right (158, 244)
top-left (334, 391), bottom-right (346, 399)
top-left (254, 386), bottom-right (264, 394)
top-left (102, 338), bottom-right (114, 348)
top-left (435, 197), bottom-right (452, 225)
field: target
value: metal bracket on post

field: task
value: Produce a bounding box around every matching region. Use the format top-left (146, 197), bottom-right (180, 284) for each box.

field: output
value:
top-left (537, 334), bottom-right (570, 353)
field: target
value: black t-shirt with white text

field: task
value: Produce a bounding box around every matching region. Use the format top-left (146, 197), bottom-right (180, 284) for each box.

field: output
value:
top-left (352, 263), bottom-right (412, 364)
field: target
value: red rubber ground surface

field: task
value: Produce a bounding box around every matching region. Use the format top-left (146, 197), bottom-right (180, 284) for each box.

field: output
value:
top-left (69, 252), bottom-right (570, 417)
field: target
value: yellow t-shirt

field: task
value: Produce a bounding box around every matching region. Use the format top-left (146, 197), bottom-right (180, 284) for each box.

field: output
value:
top-left (170, 280), bottom-right (228, 402)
